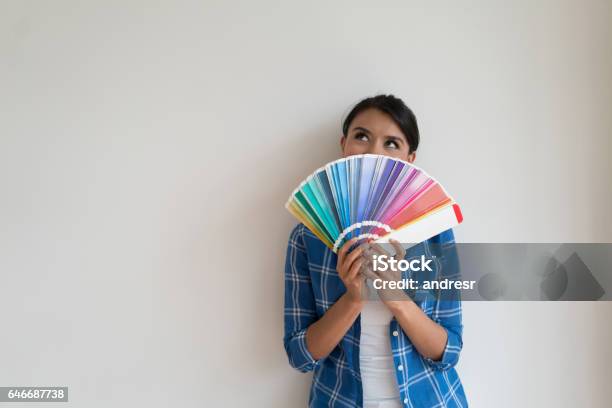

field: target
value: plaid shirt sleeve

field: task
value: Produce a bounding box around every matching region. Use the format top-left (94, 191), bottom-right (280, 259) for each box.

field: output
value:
top-left (423, 228), bottom-right (464, 371)
top-left (283, 224), bottom-right (322, 373)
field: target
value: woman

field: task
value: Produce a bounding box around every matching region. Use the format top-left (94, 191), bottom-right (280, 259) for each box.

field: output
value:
top-left (283, 95), bottom-right (468, 408)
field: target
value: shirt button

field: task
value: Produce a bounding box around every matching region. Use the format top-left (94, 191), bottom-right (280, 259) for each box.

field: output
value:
top-left (397, 364), bottom-right (403, 371)
top-left (392, 330), bottom-right (399, 337)
top-left (404, 398), bottom-right (408, 404)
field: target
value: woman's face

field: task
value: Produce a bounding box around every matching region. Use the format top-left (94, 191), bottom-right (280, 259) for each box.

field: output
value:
top-left (340, 108), bottom-right (415, 162)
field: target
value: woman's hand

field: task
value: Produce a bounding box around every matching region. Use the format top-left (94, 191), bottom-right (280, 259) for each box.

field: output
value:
top-left (336, 238), bottom-right (367, 305)
top-left (361, 239), bottom-right (412, 305)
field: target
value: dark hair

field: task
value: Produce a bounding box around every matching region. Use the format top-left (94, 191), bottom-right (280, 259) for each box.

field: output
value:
top-left (342, 94), bottom-right (420, 153)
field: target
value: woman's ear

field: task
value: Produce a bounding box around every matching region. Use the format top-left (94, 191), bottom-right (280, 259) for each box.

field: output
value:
top-left (340, 135), bottom-right (346, 152)
top-left (407, 151), bottom-right (416, 163)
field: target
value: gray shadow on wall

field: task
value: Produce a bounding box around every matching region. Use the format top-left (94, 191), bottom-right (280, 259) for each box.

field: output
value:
top-left (242, 118), bottom-right (341, 404)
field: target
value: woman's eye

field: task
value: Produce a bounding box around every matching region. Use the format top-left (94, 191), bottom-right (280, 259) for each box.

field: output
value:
top-left (385, 140), bottom-right (399, 149)
top-left (354, 133), bottom-right (369, 142)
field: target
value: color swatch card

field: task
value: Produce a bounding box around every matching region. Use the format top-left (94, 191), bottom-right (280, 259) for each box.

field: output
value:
top-left (285, 154), bottom-right (463, 252)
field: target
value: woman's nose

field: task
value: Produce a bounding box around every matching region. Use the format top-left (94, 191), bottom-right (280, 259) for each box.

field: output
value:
top-left (366, 144), bottom-right (385, 156)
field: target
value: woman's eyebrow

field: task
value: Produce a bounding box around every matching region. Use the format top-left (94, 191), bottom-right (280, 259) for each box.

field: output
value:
top-left (386, 135), bottom-right (404, 144)
top-left (353, 127), bottom-right (404, 143)
top-left (353, 126), bottom-right (371, 134)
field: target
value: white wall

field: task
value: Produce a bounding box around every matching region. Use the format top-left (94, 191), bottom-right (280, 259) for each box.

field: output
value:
top-left (1, 1), bottom-right (611, 407)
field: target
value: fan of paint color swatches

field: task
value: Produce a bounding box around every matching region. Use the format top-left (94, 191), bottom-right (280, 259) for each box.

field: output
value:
top-left (285, 154), bottom-right (463, 252)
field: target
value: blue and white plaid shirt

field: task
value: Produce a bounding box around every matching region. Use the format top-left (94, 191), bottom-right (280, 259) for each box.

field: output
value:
top-left (283, 223), bottom-right (468, 408)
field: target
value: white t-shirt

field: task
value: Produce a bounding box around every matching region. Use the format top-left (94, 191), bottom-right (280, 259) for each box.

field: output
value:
top-left (360, 280), bottom-right (403, 408)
